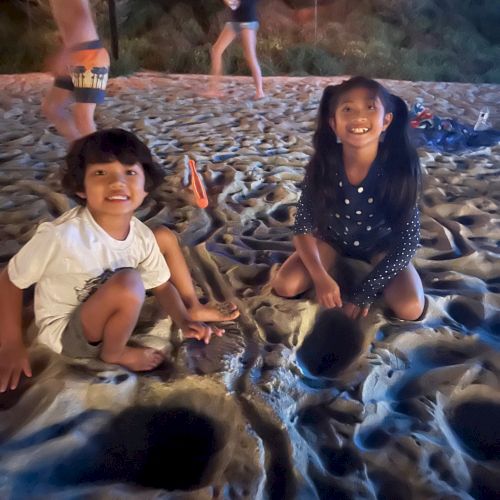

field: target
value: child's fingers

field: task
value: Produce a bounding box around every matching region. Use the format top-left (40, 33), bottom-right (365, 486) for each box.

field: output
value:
top-left (184, 330), bottom-right (203, 341)
top-left (23, 359), bottom-right (32, 378)
top-left (204, 331), bottom-right (212, 344)
top-left (0, 371), bottom-right (9, 392)
top-left (334, 293), bottom-right (343, 308)
top-left (10, 369), bottom-right (21, 391)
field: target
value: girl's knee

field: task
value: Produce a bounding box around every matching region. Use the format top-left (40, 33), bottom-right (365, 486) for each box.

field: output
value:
top-left (271, 277), bottom-right (301, 299)
top-left (394, 296), bottom-right (425, 321)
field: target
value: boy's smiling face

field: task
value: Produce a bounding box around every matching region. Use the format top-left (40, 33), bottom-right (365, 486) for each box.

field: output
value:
top-left (77, 160), bottom-right (148, 220)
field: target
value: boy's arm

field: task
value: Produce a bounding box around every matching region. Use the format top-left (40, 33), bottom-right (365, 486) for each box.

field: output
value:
top-left (152, 281), bottom-right (223, 344)
top-left (0, 268), bottom-right (32, 392)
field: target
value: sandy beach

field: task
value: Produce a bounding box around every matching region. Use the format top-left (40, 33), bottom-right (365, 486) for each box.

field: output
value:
top-left (0, 73), bottom-right (499, 499)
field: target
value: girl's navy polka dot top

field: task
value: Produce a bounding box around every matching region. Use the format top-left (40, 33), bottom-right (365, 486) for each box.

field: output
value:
top-left (293, 161), bottom-right (420, 307)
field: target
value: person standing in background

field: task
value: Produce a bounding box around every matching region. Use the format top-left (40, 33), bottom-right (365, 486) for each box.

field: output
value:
top-left (207, 0), bottom-right (264, 99)
top-left (42, 0), bottom-right (110, 142)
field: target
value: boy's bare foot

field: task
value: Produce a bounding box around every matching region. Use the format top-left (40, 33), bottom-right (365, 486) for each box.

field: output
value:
top-left (102, 346), bottom-right (164, 372)
top-left (254, 90), bottom-right (265, 100)
top-left (188, 301), bottom-right (240, 322)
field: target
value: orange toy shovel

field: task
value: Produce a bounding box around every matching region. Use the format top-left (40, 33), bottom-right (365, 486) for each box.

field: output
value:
top-left (188, 159), bottom-right (209, 209)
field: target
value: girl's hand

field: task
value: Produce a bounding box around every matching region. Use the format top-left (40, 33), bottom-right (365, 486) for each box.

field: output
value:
top-left (181, 320), bottom-right (224, 345)
top-left (343, 302), bottom-right (370, 320)
top-left (0, 342), bottom-right (32, 392)
top-left (313, 275), bottom-right (343, 309)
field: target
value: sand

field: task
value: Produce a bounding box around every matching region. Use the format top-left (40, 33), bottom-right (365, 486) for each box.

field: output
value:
top-left (0, 73), bottom-right (499, 499)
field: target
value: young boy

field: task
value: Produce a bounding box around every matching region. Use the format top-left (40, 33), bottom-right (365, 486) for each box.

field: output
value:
top-left (0, 129), bottom-right (224, 392)
top-left (42, 0), bottom-right (109, 142)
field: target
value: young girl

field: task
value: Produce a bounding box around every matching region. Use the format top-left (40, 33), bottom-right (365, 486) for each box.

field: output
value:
top-left (272, 76), bottom-right (425, 321)
top-left (206, 0), bottom-right (264, 99)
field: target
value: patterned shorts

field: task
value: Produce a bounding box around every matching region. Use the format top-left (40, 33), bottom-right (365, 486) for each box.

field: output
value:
top-left (54, 40), bottom-right (110, 104)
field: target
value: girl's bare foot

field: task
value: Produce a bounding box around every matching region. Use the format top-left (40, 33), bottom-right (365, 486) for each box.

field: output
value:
top-left (188, 301), bottom-right (240, 322)
top-left (201, 88), bottom-right (223, 99)
top-left (102, 346), bottom-right (164, 372)
top-left (254, 90), bottom-right (265, 100)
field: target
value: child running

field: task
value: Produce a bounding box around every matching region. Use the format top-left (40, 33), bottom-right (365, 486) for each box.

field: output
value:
top-left (272, 76), bottom-right (425, 321)
top-left (42, 0), bottom-right (109, 142)
top-left (0, 129), bottom-right (229, 393)
top-left (206, 0), bottom-right (264, 99)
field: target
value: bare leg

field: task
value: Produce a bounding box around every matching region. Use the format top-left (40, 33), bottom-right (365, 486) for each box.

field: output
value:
top-left (73, 102), bottom-right (97, 138)
top-left (153, 227), bottom-right (239, 321)
top-left (383, 263), bottom-right (425, 320)
top-left (42, 86), bottom-right (81, 142)
top-left (240, 28), bottom-right (264, 99)
top-left (208, 24), bottom-right (237, 96)
top-left (272, 238), bottom-right (338, 297)
top-left (79, 268), bottom-right (164, 371)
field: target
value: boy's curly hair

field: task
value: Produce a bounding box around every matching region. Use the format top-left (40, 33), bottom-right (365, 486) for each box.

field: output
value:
top-left (62, 128), bottom-right (165, 205)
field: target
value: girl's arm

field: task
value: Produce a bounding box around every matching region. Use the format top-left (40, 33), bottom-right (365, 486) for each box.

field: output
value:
top-left (293, 179), bottom-right (342, 308)
top-left (348, 207), bottom-right (420, 307)
top-left (294, 234), bottom-right (342, 309)
top-left (294, 234), bottom-right (333, 282)
top-left (0, 268), bottom-right (32, 392)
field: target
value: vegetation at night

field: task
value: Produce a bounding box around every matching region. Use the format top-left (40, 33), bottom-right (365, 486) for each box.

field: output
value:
top-left (1, 0), bottom-right (499, 83)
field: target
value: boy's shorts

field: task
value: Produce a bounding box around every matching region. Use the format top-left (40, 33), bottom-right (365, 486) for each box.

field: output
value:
top-left (61, 304), bottom-right (102, 359)
top-left (54, 40), bottom-right (110, 104)
top-left (226, 21), bottom-right (260, 34)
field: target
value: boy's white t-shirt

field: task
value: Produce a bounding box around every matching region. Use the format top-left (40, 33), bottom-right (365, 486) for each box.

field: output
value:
top-left (8, 206), bottom-right (170, 353)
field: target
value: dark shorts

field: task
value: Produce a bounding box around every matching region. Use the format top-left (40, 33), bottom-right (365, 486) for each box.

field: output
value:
top-left (61, 304), bottom-right (102, 359)
top-left (317, 231), bottom-right (391, 263)
top-left (226, 21), bottom-right (260, 34)
top-left (54, 40), bottom-right (110, 104)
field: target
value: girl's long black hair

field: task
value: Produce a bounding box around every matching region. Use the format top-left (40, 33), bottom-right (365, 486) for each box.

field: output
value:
top-left (307, 76), bottom-right (421, 231)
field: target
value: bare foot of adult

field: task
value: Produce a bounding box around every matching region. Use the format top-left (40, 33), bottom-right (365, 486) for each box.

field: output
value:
top-left (188, 301), bottom-right (240, 322)
top-left (102, 346), bottom-right (164, 372)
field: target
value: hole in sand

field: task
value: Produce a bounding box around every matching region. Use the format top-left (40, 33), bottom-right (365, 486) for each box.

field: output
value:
top-left (470, 464), bottom-right (500, 500)
top-left (447, 299), bottom-right (484, 330)
top-left (447, 399), bottom-right (500, 461)
top-left (455, 215), bottom-right (475, 226)
top-left (270, 204), bottom-right (293, 223)
top-left (57, 406), bottom-right (227, 491)
top-left (488, 315), bottom-right (500, 337)
top-left (320, 446), bottom-right (363, 476)
top-left (297, 310), bottom-right (365, 379)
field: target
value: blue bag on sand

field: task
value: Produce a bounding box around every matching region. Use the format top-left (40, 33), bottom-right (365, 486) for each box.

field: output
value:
top-left (409, 101), bottom-right (500, 152)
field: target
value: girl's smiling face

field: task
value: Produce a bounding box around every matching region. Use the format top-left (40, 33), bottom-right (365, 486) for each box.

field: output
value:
top-left (329, 86), bottom-right (393, 149)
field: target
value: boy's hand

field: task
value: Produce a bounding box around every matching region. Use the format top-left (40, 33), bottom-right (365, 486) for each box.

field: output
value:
top-left (343, 302), bottom-right (370, 320)
top-left (181, 320), bottom-right (224, 345)
top-left (313, 274), bottom-right (343, 309)
top-left (0, 342), bottom-right (32, 392)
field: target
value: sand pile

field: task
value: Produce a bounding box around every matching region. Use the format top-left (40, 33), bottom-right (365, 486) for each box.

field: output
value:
top-left (0, 73), bottom-right (499, 499)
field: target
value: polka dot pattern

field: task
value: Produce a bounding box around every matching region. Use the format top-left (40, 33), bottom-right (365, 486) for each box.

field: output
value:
top-left (293, 166), bottom-right (420, 307)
